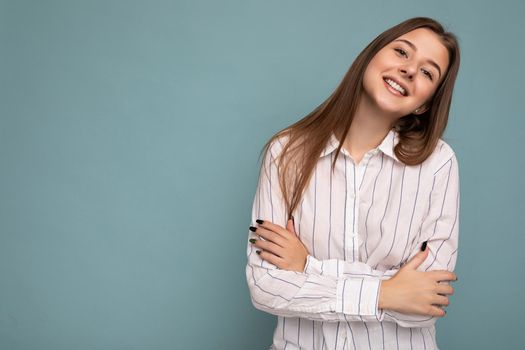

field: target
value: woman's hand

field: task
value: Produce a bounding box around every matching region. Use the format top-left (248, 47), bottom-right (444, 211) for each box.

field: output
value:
top-left (249, 217), bottom-right (310, 272)
top-left (379, 245), bottom-right (458, 317)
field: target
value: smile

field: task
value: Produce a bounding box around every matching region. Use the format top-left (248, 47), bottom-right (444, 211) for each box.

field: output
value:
top-left (383, 77), bottom-right (407, 96)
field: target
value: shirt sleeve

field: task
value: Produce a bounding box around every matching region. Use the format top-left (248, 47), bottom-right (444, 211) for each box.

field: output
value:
top-left (381, 152), bottom-right (460, 327)
top-left (245, 140), bottom-right (382, 323)
top-left (304, 152), bottom-right (460, 328)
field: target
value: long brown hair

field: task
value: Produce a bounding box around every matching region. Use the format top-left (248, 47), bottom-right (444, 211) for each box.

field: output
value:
top-left (260, 16), bottom-right (461, 219)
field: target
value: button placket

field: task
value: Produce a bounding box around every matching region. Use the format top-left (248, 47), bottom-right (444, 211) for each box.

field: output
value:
top-left (344, 149), bottom-right (375, 261)
top-left (344, 155), bottom-right (353, 261)
top-left (353, 152), bottom-right (374, 260)
top-left (353, 160), bottom-right (362, 260)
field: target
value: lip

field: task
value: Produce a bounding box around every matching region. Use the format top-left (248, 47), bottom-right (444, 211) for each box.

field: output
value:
top-left (383, 76), bottom-right (409, 96)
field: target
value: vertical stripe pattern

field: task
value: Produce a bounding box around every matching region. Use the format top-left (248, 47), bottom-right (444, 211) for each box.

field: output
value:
top-left (246, 128), bottom-right (460, 349)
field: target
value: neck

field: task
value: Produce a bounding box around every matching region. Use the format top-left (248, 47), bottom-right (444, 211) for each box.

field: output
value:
top-left (339, 93), bottom-right (398, 155)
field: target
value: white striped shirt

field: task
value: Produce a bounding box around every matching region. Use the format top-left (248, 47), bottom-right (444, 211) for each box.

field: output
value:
top-left (245, 128), bottom-right (460, 350)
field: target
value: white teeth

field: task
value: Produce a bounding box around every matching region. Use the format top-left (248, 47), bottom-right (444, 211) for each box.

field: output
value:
top-left (385, 78), bottom-right (406, 96)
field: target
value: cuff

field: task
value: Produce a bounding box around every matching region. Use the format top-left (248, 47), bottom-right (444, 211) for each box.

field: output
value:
top-left (304, 255), bottom-right (323, 274)
top-left (335, 276), bottom-right (381, 316)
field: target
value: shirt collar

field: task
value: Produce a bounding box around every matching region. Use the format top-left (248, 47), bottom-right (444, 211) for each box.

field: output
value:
top-left (320, 128), bottom-right (400, 163)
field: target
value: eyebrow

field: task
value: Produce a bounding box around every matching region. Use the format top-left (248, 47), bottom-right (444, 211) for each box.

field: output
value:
top-left (393, 39), bottom-right (442, 79)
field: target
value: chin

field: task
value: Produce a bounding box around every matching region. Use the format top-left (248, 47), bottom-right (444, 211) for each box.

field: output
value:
top-left (373, 95), bottom-right (407, 115)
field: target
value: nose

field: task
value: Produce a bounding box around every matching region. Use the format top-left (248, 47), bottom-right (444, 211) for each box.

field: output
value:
top-left (399, 66), bottom-right (417, 80)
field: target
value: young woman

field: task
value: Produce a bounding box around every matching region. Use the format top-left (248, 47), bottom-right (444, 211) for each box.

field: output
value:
top-left (245, 16), bottom-right (461, 349)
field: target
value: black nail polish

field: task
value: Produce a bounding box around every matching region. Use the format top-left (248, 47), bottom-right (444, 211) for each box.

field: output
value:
top-left (421, 241), bottom-right (427, 251)
top-left (256, 219), bottom-right (264, 224)
top-left (256, 250), bottom-right (261, 255)
top-left (249, 226), bottom-right (257, 232)
top-left (249, 238), bottom-right (256, 244)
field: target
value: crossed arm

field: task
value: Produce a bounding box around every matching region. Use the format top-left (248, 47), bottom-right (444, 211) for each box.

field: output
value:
top-left (245, 144), bottom-right (460, 327)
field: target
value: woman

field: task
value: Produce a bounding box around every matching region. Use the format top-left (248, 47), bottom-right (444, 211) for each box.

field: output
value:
top-left (246, 17), bottom-right (460, 350)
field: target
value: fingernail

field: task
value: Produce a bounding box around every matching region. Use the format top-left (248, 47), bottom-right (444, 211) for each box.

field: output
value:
top-left (256, 219), bottom-right (264, 224)
top-left (249, 226), bottom-right (257, 232)
top-left (420, 241), bottom-right (427, 251)
top-left (249, 238), bottom-right (256, 244)
top-left (256, 250), bottom-right (261, 255)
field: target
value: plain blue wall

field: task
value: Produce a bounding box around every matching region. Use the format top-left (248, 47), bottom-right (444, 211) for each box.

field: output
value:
top-left (1, 0), bottom-right (524, 349)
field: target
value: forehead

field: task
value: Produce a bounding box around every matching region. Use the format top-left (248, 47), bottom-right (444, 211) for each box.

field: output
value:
top-left (392, 28), bottom-right (449, 74)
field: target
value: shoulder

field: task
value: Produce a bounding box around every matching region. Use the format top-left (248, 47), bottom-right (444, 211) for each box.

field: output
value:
top-left (430, 138), bottom-right (458, 175)
top-left (435, 138), bottom-right (456, 162)
top-left (266, 132), bottom-right (291, 158)
top-left (259, 133), bottom-right (291, 174)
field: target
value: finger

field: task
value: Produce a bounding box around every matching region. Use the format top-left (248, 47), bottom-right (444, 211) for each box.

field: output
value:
top-left (427, 305), bottom-right (446, 317)
top-left (252, 239), bottom-right (285, 258)
top-left (431, 270), bottom-right (457, 283)
top-left (432, 294), bottom-right (450, 307)
top-left (402, 248), bottom-right (429, 270)
top-left (258, 250), bottom-right (285, 268)
top-left (436, 284), bottom-right (454, 296)
top-left (286, 218), bottom-right (296, 234)
top-left (256, 219), bottom-right (292, 238)
top-left (251, 226), bottom-right (287, 247)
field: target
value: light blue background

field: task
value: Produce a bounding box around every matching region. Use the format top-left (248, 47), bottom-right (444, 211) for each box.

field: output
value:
top-left (1, 0), bottom-right (524, 349)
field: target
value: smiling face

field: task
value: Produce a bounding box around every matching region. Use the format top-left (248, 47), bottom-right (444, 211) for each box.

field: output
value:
top-left (362, 27), bottom-right (450, 118)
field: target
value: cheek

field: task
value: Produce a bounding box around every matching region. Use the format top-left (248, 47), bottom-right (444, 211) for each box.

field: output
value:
top-left (363, 60), bottom-right (384, 86)
top-left (423, 85), bottom-right (438, 101)
top-left (362, 66), bottom-right (375, 91)
top-left (414, 81), bottom-right (436, 100)
top-left (366, 56), bottom-right (386, 74)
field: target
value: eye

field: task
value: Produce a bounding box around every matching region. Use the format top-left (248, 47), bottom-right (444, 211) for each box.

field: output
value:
top-left (394, 48), bottom-right (407, 57)
top-left (422, 69), bottom-right (433, 81)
